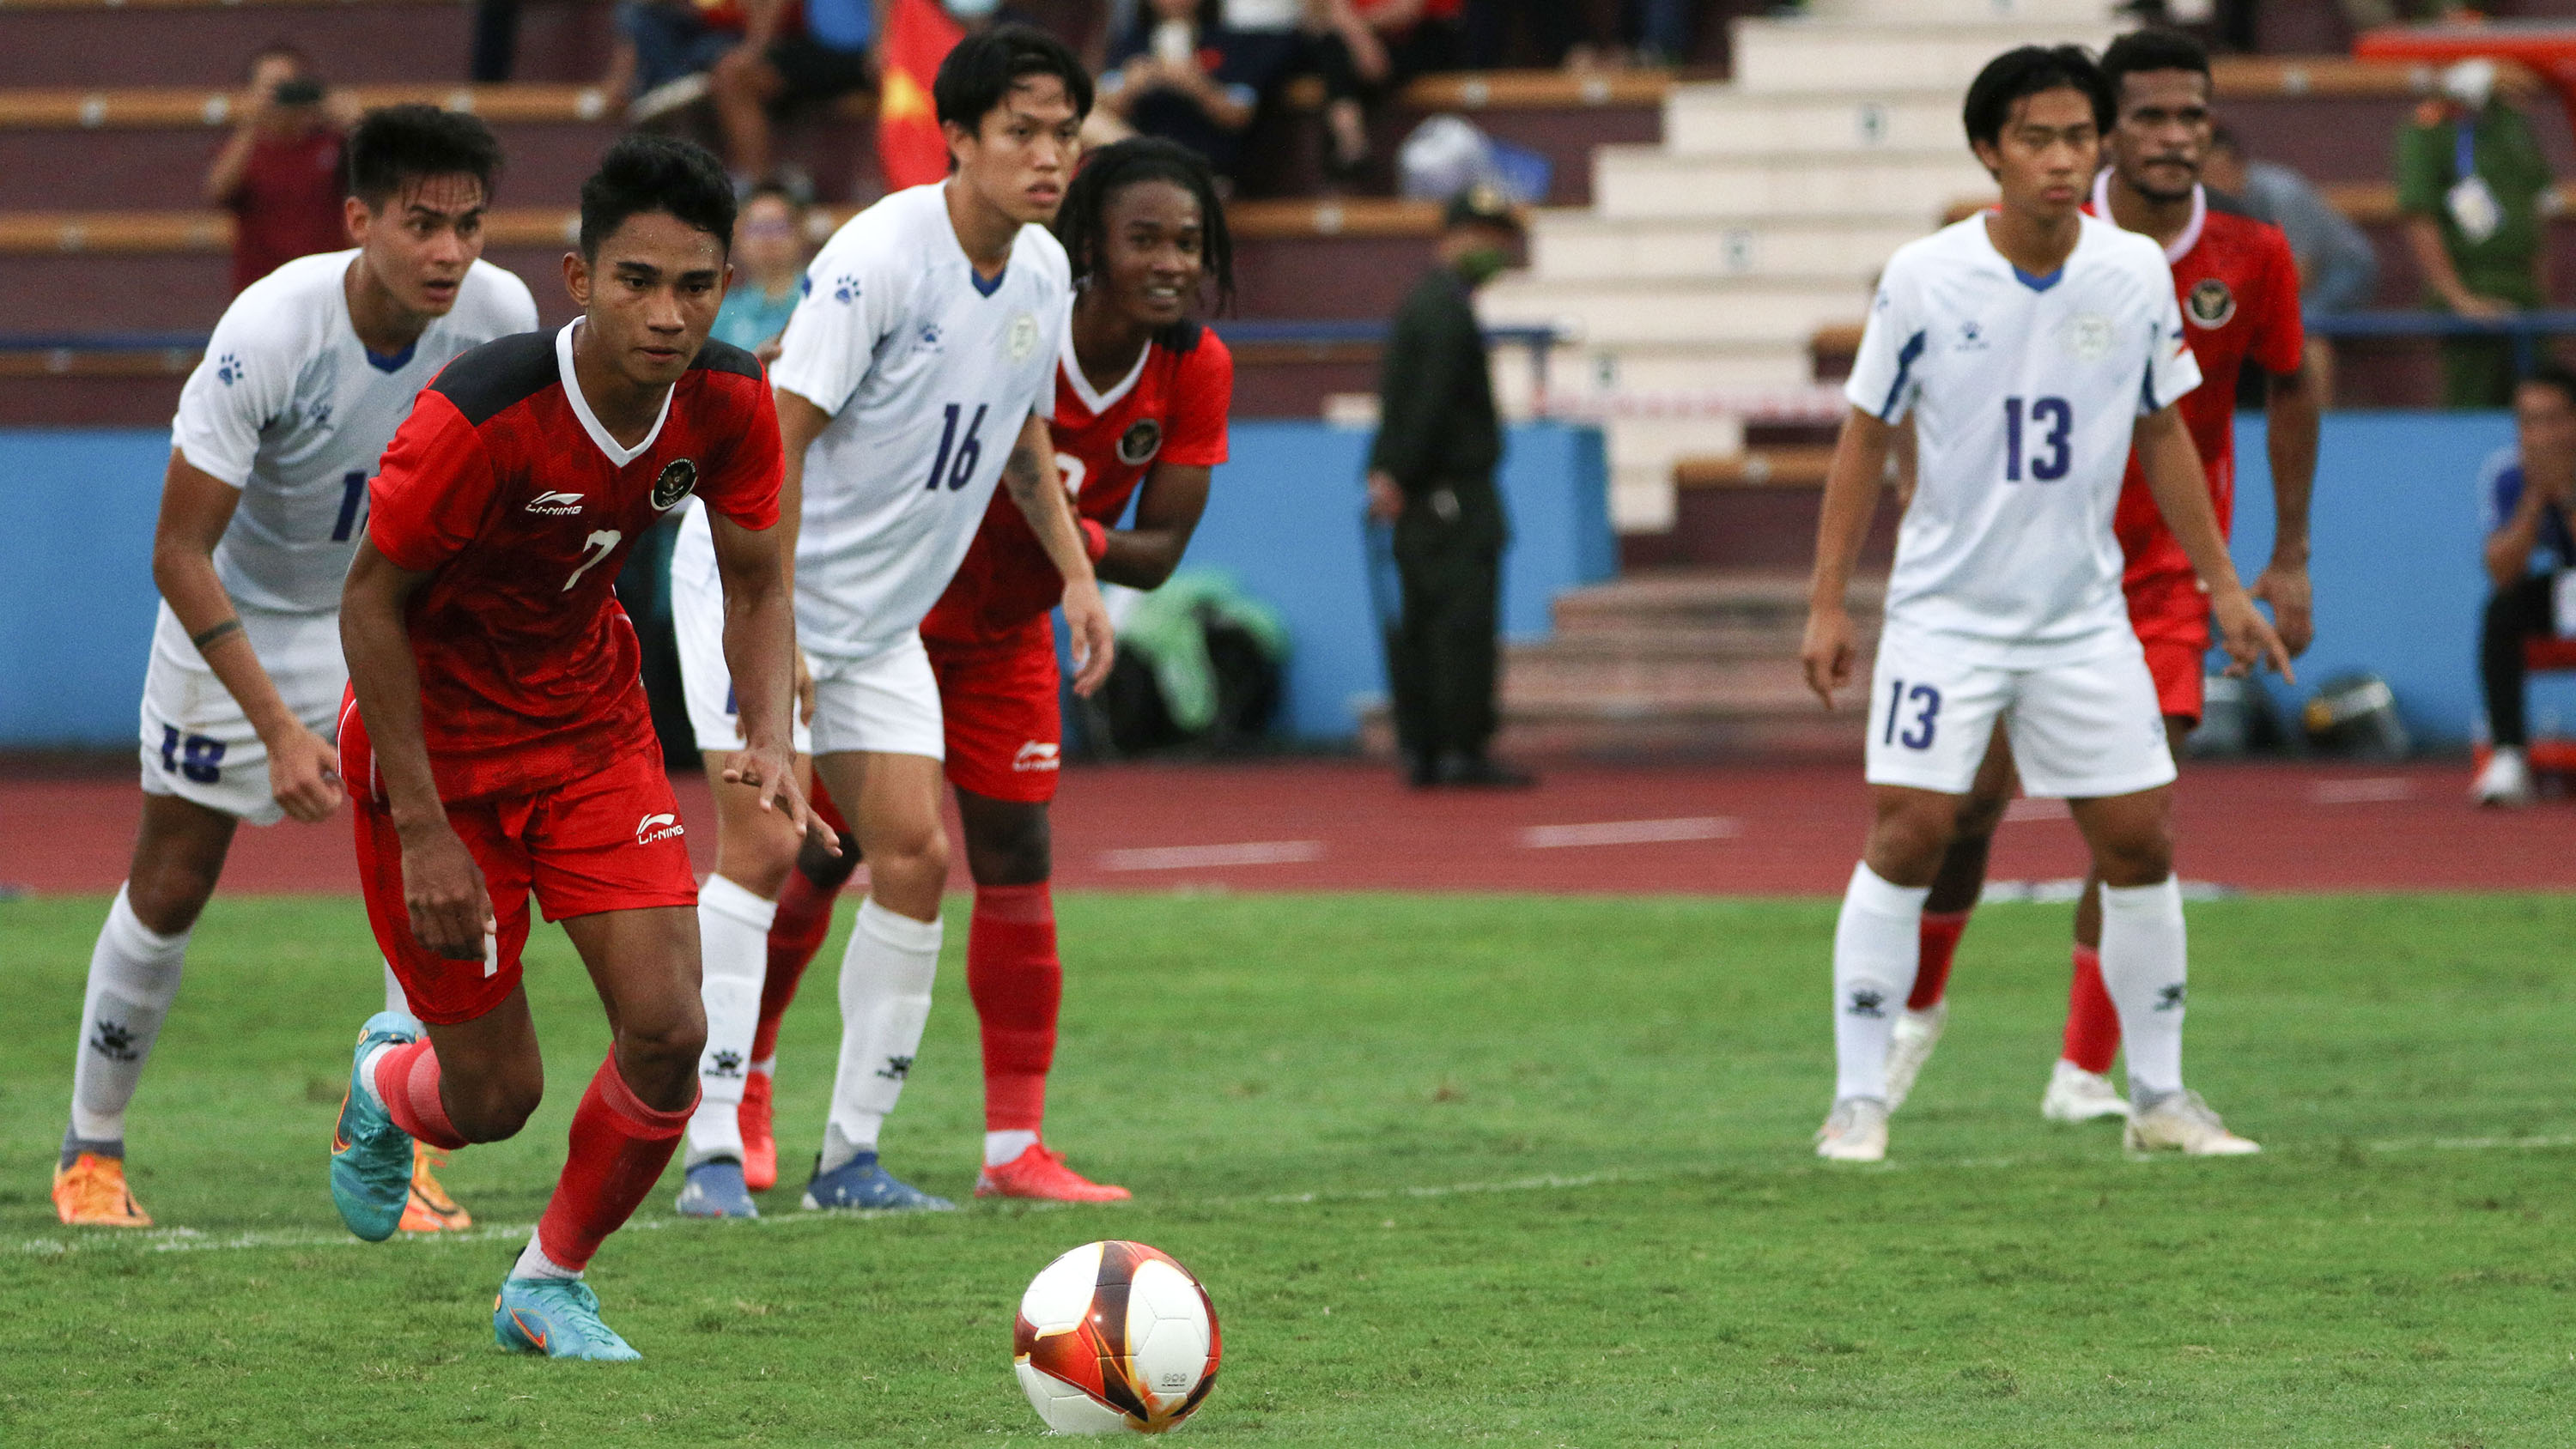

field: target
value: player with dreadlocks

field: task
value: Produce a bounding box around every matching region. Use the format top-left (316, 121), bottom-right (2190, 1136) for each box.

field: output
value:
top-left (703, 136), bottom-right (1237, 1209)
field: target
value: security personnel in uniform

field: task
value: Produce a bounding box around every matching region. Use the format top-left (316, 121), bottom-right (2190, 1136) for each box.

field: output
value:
top-left (1366, 185), bottom-right (1535, 789)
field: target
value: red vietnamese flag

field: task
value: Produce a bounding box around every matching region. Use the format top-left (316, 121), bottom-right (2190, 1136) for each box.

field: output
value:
top-left (878, 0), bottom-right (963, 191)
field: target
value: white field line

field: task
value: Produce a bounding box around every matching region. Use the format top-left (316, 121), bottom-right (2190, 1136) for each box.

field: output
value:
top-left (2311, 777), bottom-right (2417, 805)
top-left (1096, 840), bottom-right (1325, 872)
top-left (1518, 817), bottom-right (1741, 849)
top-left (16, 1133), bottom-right (2573, 1258)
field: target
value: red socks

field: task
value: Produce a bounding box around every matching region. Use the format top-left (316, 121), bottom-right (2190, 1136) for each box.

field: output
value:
top-left (373, 1040), bottom-right (467, 1151)
top-left (753, 866), bottom-right (838, 1064)
top-left (967, 882), bottom-right (1062, 1134)
top-left (535, 1055), bottom-right (694, 1274)
top-left (1910, 910), bottom-right (1971, 1011)
top-left (2061, 943), bottom-right (2123, 1075)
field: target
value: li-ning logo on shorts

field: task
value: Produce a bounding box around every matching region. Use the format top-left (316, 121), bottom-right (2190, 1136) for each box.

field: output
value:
top-left (635, 812), bottom-right (685, 846)
top-left (526, 490), bottom-right (586, 516)
top-left (651, 459), bottom-right (698, 510)
top-left (2186, 277), bottom-right (2237, 329)
top-left (1116, 417), bottom-right (1163, 467)
top-left (1012, 741), bottom-right (1060, 773)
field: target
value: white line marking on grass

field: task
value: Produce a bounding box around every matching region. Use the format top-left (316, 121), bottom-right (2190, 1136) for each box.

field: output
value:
top-left (2311, 777), bottom-right (2416, 805)
top-left (1097, 840), bottom-right (1325, 871)
top-left (1518, 817), bottom-right (1741, 849)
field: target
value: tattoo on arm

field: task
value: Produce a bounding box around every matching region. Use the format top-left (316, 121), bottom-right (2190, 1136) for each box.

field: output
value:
top-left (191, 618), bottom-right (244, 651)
top-left (1003, 442), bottom-right (1045, 494)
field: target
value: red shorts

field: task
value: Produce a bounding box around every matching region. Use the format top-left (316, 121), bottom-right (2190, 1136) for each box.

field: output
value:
top-left (342, 702), bottom-right (698, 1025)
top-left (2125, 567), bottom-right (2211, 726)
top-left (925, 625), bottom-right (1061, 804)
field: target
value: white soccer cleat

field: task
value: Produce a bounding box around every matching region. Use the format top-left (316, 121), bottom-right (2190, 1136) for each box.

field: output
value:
top-left (2041, 1058), bottom-right (2130, 1123)
top-left (2472, 748), bottom-right (2535, 808)
top-left (1814, 1097), bottom-right (1889, 1163)
top-left (1882, 1002), bottom-right (1947, 1112)
top-left (2123, 1089), bottom-right (2261, 1157)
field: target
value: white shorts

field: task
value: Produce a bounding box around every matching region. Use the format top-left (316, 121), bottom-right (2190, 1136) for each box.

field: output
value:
top-left (136, 601), bottom-right (347, 827)
top-left (806, 634), bottom-right (945, 761)
top-left (1863, 626), bottom-right (2177, 799)
top-left (671, 506), bottom-right (814, 756)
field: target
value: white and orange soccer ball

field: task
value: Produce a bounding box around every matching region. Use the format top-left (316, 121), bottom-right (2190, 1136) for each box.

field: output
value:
top-left (1013, 1240), bottom-right (1221, 1434)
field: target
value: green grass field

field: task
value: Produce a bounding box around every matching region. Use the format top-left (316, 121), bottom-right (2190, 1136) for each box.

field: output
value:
top-left (4, 889), bottom-right (2574, 1446)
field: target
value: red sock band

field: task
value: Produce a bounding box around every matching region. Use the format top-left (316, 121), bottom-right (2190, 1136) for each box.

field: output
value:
top-left (2061, 943), bottom-right (2123, 1076)
top-left (1910, 910), bottom-right (1971, 1010)
top-left (753, 868), bottom-right (838, 1063)
top-left (535, 1055), bottom-right (695, 1272)
top-left (373, 1040), bottom-right (467, 1150)
top-left (969, 882), bottom-right (1061, 1134)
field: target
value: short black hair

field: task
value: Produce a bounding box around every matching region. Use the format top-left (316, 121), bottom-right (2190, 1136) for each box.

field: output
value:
top-left (578, 133), bottom-right (737, 260)
top-left (1056, 137), bottom-right (1235, 314)
top-left (2520, 362), bottom-right (2576, 410)
top-left (1962, 45), bottom-right (2114, 151)
top-left (934, 25), bottom-right (1094, 134)
top-left (345, 104), bottom-right (503, 209)
top-left (2100, 27), bottom-right (2210, 109)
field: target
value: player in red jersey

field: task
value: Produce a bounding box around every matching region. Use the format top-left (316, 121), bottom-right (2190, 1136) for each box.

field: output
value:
top-left (741, 138), bottom-right (1235, 1202)
top-left (326, 136), bottom-right (826, 1361)
top-left (1881, 29), bottom-right (2319, 1126)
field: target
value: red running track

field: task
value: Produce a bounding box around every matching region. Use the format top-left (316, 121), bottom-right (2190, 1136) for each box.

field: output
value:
top-left (1, 758), bottom-right (2567, 897)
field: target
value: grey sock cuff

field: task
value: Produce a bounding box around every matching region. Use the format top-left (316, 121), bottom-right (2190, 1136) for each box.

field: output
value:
top-left (60, 1127), bottom-right (124, 1170)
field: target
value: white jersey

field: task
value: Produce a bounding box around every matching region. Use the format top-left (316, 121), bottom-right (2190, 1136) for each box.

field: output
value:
top-left (770, 182), bottom-right (1070, 660)
top-left (170, 249), bottom-right (537, 615)
top-left (1848, 213), bottom-right (2202, 664)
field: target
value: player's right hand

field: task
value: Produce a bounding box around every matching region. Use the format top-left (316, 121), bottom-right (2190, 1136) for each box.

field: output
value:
top-left (266, 723), bottom-right (345, 823)
top-left (2213, 589), bottom-right (2295, 684)
top-left (397, 819), bottom-right (495, 961)
top-left (1801, 605), bottom-right (1856, 709)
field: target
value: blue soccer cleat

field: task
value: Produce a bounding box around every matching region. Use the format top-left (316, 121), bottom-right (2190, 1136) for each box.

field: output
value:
top-left (675, 1158), bottom-right (759, 1219)
top-left (330, 1010), bottom-right (422, 1242)
top-left (494, 1276), bottom-right (642, 1361)
top-left (800, 1151), bottom-right (955, 1212)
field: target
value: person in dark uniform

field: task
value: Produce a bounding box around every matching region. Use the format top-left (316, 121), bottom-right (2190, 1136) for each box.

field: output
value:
top-left (1366, 185), bottom-right (1535, 789)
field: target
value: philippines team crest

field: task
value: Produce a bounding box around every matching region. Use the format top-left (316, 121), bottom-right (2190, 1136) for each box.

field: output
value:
top-left (2057, 312), bottom-right (2115, 363)
top-left (652, 458), bottom-right (698, 510)
top-left (2186, 276), bottom-right (2237, 329)
top-left (1008, 312), bottom-right (1041, 362)
top-left (1117, 417), bottom-right (1163, 466)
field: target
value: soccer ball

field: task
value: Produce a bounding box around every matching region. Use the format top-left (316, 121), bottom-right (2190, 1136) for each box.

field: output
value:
top-left (1013, 1240), bottom-right (1221, 1434)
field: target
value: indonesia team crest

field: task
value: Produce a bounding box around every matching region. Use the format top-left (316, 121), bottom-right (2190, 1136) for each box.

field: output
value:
top-left (1117, 418), bottom-right (1163, 466)
top-left (652, 458), bottom-right (698, 510)
top-left (2186, 277), bottom-right (2237, 329)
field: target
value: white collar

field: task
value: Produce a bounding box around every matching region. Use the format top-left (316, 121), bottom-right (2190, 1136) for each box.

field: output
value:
top-left (556, 320), bottom-right (673, 468)
top-left (2090, 170), bottom-right (2205, 263)
top-left (1058, 313), bottom-right (1152, 418)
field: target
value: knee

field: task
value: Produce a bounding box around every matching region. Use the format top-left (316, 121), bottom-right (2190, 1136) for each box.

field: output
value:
top-left (1863, 804), bottom-right (1955, 887)
top-left (875, 819), bottom-right (950, 885)
top-left (964, 812), bottom-right (1050, 887)
top-left (125, 859), bottom-right (220, 937)
top-left (1951, 785), bottom-right (2010, 844)
top-left (2093, 829), bottom-right (2173, 888)
top-left (452, 1068), bottom-right (544, 1143)
top-left (617, 1001), bottom-right (708, 1078)
top-left (719, 824), bottom-right (803, 900)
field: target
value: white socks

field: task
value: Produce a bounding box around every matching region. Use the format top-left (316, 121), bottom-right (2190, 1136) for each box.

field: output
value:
top-left (383, 963), bottom-right (415, 1020)
top-left (512, 1231), bottom-right (581, 1282)
top-left (2099, 876), bottom-right (2189, 1100)
top-left (985, 1129), bottom-right (1039, 1167)
top-left (819, 899), bottom-right (942, 1174)
top-left (684, 874), bottom-right (776, 1168)
top-left (69, 884), bottom-right (191, 1146)
top-left (1832, 863), bottom-right (1929, 1104)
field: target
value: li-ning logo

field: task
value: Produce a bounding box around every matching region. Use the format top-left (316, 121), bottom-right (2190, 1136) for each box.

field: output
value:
top-left (635, 812), bottom-right (685, 846)
top-left (1846, 988), bottom-right (1886, 1019)
top-left (1012, 741), bottom-right (1060, 773)
top-left (526, 490), bottom-right (586, 516)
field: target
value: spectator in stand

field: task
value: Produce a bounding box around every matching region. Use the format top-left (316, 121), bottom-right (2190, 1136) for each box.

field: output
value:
top-left (709, 0), bottom-right (879, 188)
top-left (2470, 366), bottom-right (2576, 807)
top-left (1095, 0), bottom-right (1277, 179)
top-left (2204, 123), bottom-right (2378, 402)
top-left (2396, 57), bottom-right (2556, 409)
top-left (714, 181), bottom-right (812, 361)
top-left (205, 45), bottom-right (356, 295)
top-left (602, 0), bottom-right (750, 124)
top-left (1312, 0), bottom-right (1466, 179)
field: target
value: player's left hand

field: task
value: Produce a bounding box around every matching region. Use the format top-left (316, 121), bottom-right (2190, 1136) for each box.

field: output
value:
top-left (265, 722), bottom-right (345, 823)
top-left (2212, 588), bottom-right (2295, 684)
top-left (1063, 576), bottom-right (1116, 697)
top-left (793, 648), bottom-right (817, 726)
top-left (2250, 560), bottom-right (2315, 657)
top-left (723, 743), bottom-right (841, 857)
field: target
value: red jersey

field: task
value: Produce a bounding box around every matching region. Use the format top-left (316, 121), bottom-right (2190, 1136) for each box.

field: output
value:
top-left (2087, 184), bottom-right (2304, 583)
top-left (921, 321), bottom-right (1232, 647)
top-left (366, 326), bottom-right (781, 800)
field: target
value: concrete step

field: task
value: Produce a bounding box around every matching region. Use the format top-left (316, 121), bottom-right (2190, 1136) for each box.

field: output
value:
top-left (1480, 273), bottom-right (1873, 348)
top-left (1593, 146), bottom-right (1991, 222)
top-left (1730, 17), bottom-right (2118, 95)
top-left (1807, 0), bottom-right (2117, 21)
top-left (1528, 211), bottom-right (1934, 283)
top-left (1662, 85), bottom-right (1965, 157)
top-left (1551, 570), bottom-right (1884, 633)
top-left (1499, 342), bottom-right (1818, 405)
top-left (0, 2), bottom-right (618, 87)
top-left (1354, 697), bottom-right (1868, 762)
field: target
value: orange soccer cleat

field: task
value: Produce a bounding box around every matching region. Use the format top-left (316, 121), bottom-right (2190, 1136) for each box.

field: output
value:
top-left (398, 1143), bottom-right (474, 1232)
top-left (975, 1144), bottom-right (1132, 1203)
top-left (52, 1152), bottom-right (152, 1228)
top-left (739, 1072), bottom-right (778, 1192)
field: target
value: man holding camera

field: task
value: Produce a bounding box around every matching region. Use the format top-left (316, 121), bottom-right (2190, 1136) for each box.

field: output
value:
top-left (206, 44), bottom-right (359, 295)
